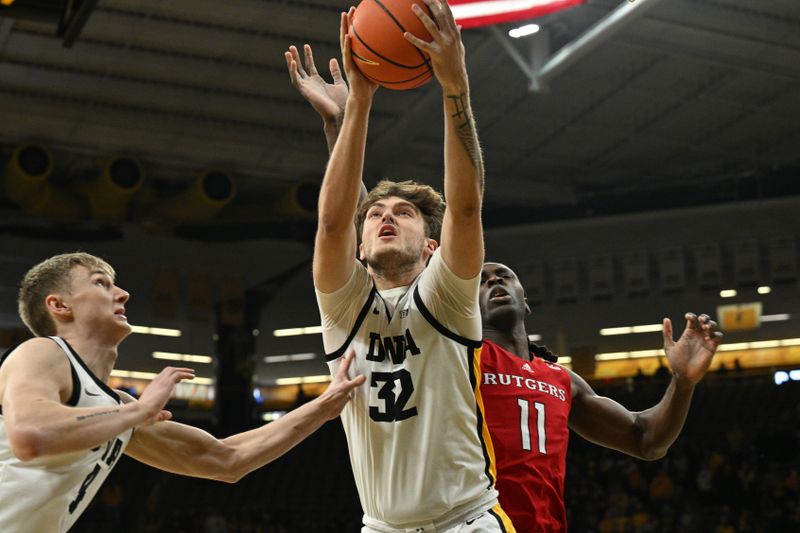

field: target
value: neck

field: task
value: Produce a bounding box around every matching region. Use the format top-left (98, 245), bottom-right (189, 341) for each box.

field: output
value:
top-left (483, 322), bottom-right (530, 360)
top-left (369, 262), bottom-right (425, 291)
top-left (58, 330), bottom-right (120, 383)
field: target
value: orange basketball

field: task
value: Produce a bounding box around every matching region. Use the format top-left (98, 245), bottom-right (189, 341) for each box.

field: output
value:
top-left (350, 0), bottom-right (434, 90)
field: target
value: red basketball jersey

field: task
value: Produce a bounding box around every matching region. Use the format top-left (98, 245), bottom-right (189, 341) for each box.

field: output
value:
top-left (479, 340), bottom-right (573, 532)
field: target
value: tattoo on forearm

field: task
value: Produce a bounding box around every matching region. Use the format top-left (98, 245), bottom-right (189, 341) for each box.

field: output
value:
top-left (448, 93), bottom-right (484, 175)
top-left (76, 409), bottom-right (120, 422)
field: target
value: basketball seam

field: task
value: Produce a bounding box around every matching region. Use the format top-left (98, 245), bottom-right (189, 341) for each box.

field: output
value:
top-left (371, 0), bottom-right (433, 70)
top-left (352, 22), bottom-right (428, 69)
top-left (363, 69), bottom-right (433, 88)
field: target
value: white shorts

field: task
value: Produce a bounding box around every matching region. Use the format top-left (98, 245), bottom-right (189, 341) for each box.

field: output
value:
top-left (361, 505), bottom-right (514, 533)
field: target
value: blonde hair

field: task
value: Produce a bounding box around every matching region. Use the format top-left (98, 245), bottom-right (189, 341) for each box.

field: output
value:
top-left (356, 180), bottom-right (446, 242)
top-left (18, 252), bottom-right (115, 336)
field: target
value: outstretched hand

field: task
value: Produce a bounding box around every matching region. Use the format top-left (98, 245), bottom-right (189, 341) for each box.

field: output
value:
top-left (663, 313), bottom-right (723, 385)
top-left (404, 0), bottom-right (468, 92)
top-left (285, 44), bottom-right (348, 124)
top-left (340, 8), bottom-right (379, 101)
top-left (316, 349), bottom-right (366, 419)
top-left (136, 366), bottom-right (195, 426)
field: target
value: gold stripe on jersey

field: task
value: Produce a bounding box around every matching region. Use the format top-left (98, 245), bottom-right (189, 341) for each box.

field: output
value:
top-left (489, 503), bottom-right (517, 533)
top-left (473, 344), bottom-right (517, 533)
top-left (471, 343), bottom-right (499, 486)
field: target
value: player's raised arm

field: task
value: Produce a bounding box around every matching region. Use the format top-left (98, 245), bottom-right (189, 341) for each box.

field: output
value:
top-left (284, 43), bottom-right (368, 204)
top-left (314, 10), bottom-right (378, 294)
top-left (0, 338), bottom-right (193, 461)
top-left (405, 0), bottom-right (484, 279)
top-left (569, 313), bottom-right (723, 460)
top-left (285, 44), bottom-right (348, 154)
top-left (124, 351), bottom-right (364, 482)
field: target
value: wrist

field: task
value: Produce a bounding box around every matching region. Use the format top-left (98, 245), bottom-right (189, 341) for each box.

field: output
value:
top-left (672, 374), bottom-right (696, 392)
top-left (311, 394), bottom-right (336, 420)
top-left (345, 96), bottom-right (373, 120)
top-left (440, 74), bottom-right (470, 96)
top-left (123, 399), bottom-right (152, 424)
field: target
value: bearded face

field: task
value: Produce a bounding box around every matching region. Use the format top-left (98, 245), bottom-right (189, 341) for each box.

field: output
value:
top-left (359, 197), bottom-right (435, 276)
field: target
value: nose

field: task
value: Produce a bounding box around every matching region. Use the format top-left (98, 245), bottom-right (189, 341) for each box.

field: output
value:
top-left (115, 287), bottom-right (130, 303)
top-left (486, 273), bottom-right (503, 287)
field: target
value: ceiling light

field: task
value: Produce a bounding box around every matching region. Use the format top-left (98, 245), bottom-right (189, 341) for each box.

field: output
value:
top-left (595, 352), bottom-right (630, 361)
top-left (272, 326), bottom-right (323, 337)
top-left (509, 23), bottom-right (540, 38)
top-left (631, 324), bottom-right (663, 334)
top-left (599, 326), bottom-right (632, 336)
top-left (152, 351), bottom-right (213, 364)
top-left (720, 289), bottom-right (737, 298)
top-left (263, 353), bottom-right (317, 363)
top-left (749, 340), bottom-right (780, 349)
top-left (774, 369), bottom-right (800, 386)
top-left (761, 313), bottom-right (790, 322)
top-left (528, 334), bottom-right (542, 342)
top-left (757, 286), bottom-right (771, 294)
top-left (130, 325), bottom-right (182, 337)
top-left (111, 369), bottom-right (213, 385)
top-left (600, 324), bottom-right (661, 336)
top-left (275, 375), bottom-right (331, 386)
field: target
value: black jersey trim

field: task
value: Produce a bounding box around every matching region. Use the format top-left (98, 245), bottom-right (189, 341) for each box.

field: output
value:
top-left (468, 345), bottom-right (495, 489)
top-left (0, 341), bottom-right (80, 411)
top-left (324, 287), bottom-right (378, 362)
top-left (413, 287), bottom-right (482, 349)
top-left (66, 360), bottom-right (81, 407)
top-left (52, 337), bottom-right (121, 404)
top-left (488, 508), bottom-right (509, 533)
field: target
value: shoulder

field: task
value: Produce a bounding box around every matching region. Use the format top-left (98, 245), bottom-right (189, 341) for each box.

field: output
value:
top-left (565, 367), bottom-right (594, 400)
top-left (2, 337), bottom-right (67, 372)
top-left (0, 337), bottom-right (72, 402)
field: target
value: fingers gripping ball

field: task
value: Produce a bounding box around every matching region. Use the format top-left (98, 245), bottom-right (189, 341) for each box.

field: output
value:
top-left (351, 0), bottom-right (435, 90)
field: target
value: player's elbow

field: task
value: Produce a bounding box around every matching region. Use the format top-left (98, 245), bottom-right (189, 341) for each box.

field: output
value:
top-left (637, 445), bottom-right (668, 461)
top-left (208, 445), bottom-right (246, 483)
top-left (214, 471), bottom-right (242, 484)
top-left (637, 435), bottom-right (670, 461)
top-left (8, 426), bottom-right (47, 461)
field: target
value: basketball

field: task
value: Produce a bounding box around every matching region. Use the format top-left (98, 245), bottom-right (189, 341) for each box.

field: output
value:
top-left (350, 0), bottom-right (435, 90)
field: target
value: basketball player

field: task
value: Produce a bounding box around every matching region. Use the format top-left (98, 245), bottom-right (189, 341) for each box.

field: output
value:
top-left (287, 45), bottom-right (724, 532)
top-left (0, 252), bottom-right (364, 532)
top-left (479, 261), bottom-right (723, 532)
top-left (310, 1), bottom-right (514, 532)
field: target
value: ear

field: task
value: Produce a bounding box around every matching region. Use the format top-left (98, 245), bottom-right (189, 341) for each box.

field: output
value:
top-left (358, 242), bottom-right (366, 261)
top-left (524, 294), bottom-right (532, 316)
top-left (420, 238), bottom-right (437, 263)
top-left (45, 294), bottom-right (72, 322)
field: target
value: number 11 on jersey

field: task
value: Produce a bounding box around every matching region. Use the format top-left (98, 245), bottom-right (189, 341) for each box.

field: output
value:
top-left (517, 399), bottom-right (547, 454)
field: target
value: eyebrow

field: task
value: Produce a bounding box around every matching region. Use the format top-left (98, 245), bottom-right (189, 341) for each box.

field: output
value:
top-left (371, 200), bottom-right (416, 209)
top-left (90, 270), bottom-right (115, 281)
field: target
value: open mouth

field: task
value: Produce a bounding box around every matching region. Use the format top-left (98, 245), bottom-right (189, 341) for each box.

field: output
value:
top-left (489, 287), bottom-right (511, 303)
top-left (115, 308), bottom-right (127, 320)
top-left (378, 224), bottom-right (397, 239)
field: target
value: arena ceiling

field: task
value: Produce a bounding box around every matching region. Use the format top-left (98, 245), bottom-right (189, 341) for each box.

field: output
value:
top-left (1, 0), bottom-right (799, 242)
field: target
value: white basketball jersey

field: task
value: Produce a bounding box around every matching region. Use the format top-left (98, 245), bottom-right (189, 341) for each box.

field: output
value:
top-left (317, 252), bottom-right (499, 529)
top-left (0, 337), bottom-right (133, 533)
